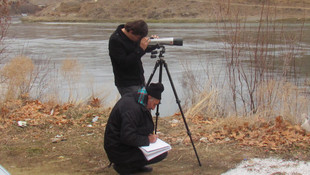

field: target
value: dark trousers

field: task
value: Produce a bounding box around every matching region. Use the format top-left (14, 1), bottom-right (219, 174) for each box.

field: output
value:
top-left (117, 85), bottom-right (142, 97)
top-left (113, 152), bottom-right (168, 174)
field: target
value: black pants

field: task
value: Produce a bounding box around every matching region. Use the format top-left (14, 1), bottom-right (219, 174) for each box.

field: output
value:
top-left (113, 152), bottom-right (168, 174)
top-left (117, 85), bottom-right (142, 97)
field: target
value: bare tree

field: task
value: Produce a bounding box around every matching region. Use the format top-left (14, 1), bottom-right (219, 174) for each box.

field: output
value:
top-left (214, 0), bottom-right (305, 116)
top-left (0, 0), bottom-right (11, 61)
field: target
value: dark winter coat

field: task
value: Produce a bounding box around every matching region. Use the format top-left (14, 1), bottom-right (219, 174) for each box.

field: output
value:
top-left (104, 93), bottom-right (154, 164)
top-left (108, 24), bottom-right (146, 87)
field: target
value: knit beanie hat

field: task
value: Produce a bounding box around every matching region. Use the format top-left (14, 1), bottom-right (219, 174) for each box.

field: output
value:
top-left (146, 82), bottom-right (164, 100)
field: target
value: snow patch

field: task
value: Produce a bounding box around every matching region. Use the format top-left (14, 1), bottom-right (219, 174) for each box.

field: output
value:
top-left (222, 158), bottom-right (310, 175)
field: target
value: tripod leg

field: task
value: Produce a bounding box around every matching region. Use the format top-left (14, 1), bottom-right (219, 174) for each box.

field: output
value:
top-left (154, 60), bottom-right (164, 134)
top-left (146, 60), bottom-right (160, 86)
top-left (146, 59), bottom-right (163, 134)
top-left (163, 61), bottom-right (202, 166)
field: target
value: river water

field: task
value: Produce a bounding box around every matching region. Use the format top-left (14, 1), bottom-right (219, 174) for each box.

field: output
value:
top-left (2, 18), bottom-right (310, 116)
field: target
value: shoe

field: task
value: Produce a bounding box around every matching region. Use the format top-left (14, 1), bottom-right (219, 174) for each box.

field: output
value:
top-left (113, 165), bottom-right (132, 175)
top-left (136, 166), bottom-right (153, 173)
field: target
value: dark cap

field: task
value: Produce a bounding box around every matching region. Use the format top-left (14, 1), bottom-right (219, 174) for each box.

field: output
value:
top-left (146, 82), bottom-right (164, 100)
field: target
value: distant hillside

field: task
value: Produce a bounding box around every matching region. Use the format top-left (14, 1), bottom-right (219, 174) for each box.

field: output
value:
top-left (14, 0), bottom-right (310, 22)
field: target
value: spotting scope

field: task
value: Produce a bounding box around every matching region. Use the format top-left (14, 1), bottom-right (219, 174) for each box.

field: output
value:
top-left (148, 38), bottom-right (183, 46)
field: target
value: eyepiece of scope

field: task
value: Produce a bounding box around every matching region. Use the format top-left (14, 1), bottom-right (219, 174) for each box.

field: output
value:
top-left (149, 38), bottom-right (183, 46)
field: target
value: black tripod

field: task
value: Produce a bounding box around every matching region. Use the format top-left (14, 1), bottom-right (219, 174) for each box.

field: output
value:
top-left (146, 46), bottom-right (202, 166)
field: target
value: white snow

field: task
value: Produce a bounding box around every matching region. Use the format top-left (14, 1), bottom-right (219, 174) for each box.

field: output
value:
top-left (222, 158), bottom-right (310, 175)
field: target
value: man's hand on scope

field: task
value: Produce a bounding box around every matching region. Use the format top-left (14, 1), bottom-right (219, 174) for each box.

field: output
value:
top-left (140, 37), bottom-right (150, 51)
top-left (140, 35), bottom-right (159, 50)
top-left (150, 35), bottom-right (159, 39)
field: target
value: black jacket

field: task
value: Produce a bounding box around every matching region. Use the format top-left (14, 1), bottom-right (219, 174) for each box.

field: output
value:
top-left (109, 24), bottom-right (146, 87)
top-left (104, 93), bottom-right (154, 164)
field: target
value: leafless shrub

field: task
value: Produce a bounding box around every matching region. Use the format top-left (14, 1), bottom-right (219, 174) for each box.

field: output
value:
top-left (213, 0), bottom-right (307, 118)
top-left (255, 80), bottom-right (309, 124)
top-left (60, 58), bottom-right (82, 103)
top-left (180, 60), bottom-right (226, 119)
top-left (31, 57), bottom-right (54, 100)
top-left (0, 0), bottom-right (11, 61)
top-left (181, 0), bottom-right (309, 122)
top-left (0, 55), bottom-right (52, 101)
top-left (0, 56), bottom-right (34, 100)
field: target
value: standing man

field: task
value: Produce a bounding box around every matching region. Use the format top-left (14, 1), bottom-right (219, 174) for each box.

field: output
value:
top-left (104, 82), bottom-right (167, 175)
top-left (108, 20), bottom-right (157, 96)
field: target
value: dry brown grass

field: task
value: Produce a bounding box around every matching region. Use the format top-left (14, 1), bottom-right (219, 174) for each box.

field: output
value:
top-left (0, 56), bottom-right (34, 100)
top-left (0, 55), bottom-right (56, 104)
top-left (23, 0), bottom-right (310, 22)
top-left (60, 58), bottom-right (81, 79)
top-left (60, 58), bottom-right (82, 103)
top-left (185, 89), bottom-right (223, 119)
top-left (255, 80), bottom-right (310, 124)
top-left (0, 55), bottom-right (108, 108)
top-left (182, 72), bottom-right (309, 126)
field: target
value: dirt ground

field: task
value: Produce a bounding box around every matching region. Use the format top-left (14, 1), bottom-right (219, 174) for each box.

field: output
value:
top-left (22, 0), bottom-right (310, 22)
top-left (1, 104), bottom-right (309, 175)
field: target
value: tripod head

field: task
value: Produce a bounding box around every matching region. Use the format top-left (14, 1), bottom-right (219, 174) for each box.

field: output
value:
top-left (150, 46), bottom-right (166, 59)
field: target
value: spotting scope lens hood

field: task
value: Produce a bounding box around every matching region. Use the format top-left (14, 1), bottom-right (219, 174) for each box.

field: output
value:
top-left (149, 38), bottom-right (183, 46)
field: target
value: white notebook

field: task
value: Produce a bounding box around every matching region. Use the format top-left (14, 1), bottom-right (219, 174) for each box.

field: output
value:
top-left (139, 138), bottom-right (172, 161)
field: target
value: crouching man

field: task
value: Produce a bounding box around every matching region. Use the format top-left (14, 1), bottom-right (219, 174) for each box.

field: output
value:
top-left (104, 83), bottom-right (167, 175)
